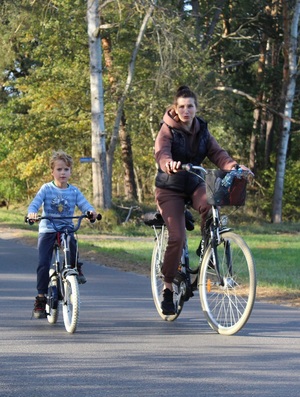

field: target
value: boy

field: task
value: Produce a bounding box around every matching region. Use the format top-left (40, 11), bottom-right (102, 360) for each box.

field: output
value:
top-left (27, 150), bottom-right (97, 319)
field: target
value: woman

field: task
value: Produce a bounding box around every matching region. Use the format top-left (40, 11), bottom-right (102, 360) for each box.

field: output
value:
top-left (154, 86), bottom-right (248, 315)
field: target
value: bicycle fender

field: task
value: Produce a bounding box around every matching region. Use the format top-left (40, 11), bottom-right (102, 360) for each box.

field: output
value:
top-left (62, 269), bottom-right (78, 279)
top-left (219, 228), bottom-right (232, 234)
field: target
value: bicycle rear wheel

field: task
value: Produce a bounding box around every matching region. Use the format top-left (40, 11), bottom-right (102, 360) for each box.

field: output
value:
top-left (150, 227), bottom-right (184, 321)
top-left (46, 269), bottom-right (59, 324)
top-left (199, 231), bottom-right (256, 335)
top-left (62, 274), bottom-right (80, 333)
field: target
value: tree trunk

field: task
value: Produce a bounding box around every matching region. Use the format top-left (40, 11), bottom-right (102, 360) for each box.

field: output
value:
top-left (272, 0), bottom-right (300, 223)
top-left (201, 0), bottom-right (226, 49)
top-left (107, 1), bottom-right (157, 189)
top-left (264, 1), bottom-right (282, 167)
top-left (101, 28), bottom-right (138, 202)
top-left (87, 0), bottom-right (111, 209)
top-left (119, 112), bottom-right (138, 201)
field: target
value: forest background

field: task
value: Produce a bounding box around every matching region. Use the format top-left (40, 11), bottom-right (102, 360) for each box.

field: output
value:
top-left (0, 0), bottom-right (299, 226)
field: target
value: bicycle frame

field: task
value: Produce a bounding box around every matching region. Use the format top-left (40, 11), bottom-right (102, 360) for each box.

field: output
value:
top-left (26, 211), bottom-right (101, 333)
top-left (51, 232), bottom-right (78, 302)
top-left (206, 206), bottom-right (233, 285)
top-left (152, 204), bottom-right (228, 292)
top-left (147, 164), bottom-right (256, 334)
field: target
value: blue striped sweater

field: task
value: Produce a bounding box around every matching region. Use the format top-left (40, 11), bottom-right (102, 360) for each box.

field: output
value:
top-left (27, 182), bottom-right (95, 233)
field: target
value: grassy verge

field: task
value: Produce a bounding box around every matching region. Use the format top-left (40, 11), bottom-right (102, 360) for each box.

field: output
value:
top-left (1, 207), bottom-right (300, 305)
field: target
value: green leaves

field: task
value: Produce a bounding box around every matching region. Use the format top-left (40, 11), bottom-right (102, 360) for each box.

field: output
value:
top-left (0, 0), bottom-right (299, 221)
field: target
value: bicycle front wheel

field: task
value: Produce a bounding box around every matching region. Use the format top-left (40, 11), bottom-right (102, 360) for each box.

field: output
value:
top-left (150, 227), bottom-right (183, 321)
top-left (199, 231), bottom-right (256, 335)
top-left (46, 269), bottom-right (59, 324)
top-left (62, 274), bottom-right (80, 333)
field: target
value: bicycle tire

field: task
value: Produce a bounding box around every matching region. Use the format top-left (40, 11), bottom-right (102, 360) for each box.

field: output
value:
top-left (150, 227), bottom-right (184, 321)
top-left (62, 274), bottom-right (80, 333)
top-left (46, 269), bottom-right (59, 324)
top-left (199, 231), bottom-right (256, 335)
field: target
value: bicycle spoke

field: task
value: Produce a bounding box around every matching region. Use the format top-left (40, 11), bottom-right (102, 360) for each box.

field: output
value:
top-left (150, 226), bottom-right (183, 321)
top-left (199, 231), bottom-right (256, 335)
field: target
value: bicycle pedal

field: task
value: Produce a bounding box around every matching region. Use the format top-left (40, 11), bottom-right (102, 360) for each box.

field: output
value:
top-left (173, 271), bottom-right (186, 285)
top-left (183, 289), bottom-right (194, 302)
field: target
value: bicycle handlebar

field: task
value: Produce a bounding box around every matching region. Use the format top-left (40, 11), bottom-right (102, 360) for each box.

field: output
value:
top-left (181, 163), bottom-right (253, 179)
top-left (25, 211), bottom-right (102, 232)
top-left (181, 163), bottom-right (208, 174)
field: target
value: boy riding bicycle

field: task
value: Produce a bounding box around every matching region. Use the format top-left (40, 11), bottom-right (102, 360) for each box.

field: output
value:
top-left (27, 150), bottom-right (97, 319)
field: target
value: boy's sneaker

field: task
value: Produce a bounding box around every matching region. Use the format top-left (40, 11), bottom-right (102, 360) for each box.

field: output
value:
top-left (33, 296), bottom-right (47, 319)
top-left (161, 288), bottom-right (175, 315)
top-left (77, 263), bottom-right (87, 284)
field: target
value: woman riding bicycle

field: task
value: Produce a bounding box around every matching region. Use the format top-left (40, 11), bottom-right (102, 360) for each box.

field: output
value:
top-left (154, 85), bottom-right (250, 315)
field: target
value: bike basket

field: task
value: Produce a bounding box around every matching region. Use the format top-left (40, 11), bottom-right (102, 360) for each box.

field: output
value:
top-left (205, 169), bottom-right (247, 206)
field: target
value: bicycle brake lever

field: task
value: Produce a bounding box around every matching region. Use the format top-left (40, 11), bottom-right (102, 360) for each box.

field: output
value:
top-left (181, 163), bottom-right (193, 171)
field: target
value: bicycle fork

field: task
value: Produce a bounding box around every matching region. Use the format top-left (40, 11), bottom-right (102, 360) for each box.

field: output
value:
top-left (207, 207), bottom-right (230, 287)
top-left (174, 242), bottom-right (193, 305)
top-left (209, 232), bottom-right (234, 288)
top-left (60, 234), bottom-right (78, 280)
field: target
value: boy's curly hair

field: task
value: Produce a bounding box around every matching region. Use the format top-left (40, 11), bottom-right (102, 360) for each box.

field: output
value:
top-left (50, 150), bottom-right (73, 169)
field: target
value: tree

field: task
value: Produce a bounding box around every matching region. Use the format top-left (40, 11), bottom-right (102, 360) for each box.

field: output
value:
top-left (87, 0), bottom-right (110, 208)
top-left (272, 0), bottom-right (300, 223)
top-left (100, 9), bottom-right (138, 202)
top-left (0, 0), bottom-right (300, 222)
top-left (87, 0), bottom-right (156, 205)
top-left (106, 0), bottom-right (157, 199)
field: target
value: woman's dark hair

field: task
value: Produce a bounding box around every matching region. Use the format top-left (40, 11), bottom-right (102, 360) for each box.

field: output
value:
top-left (174, 85), bottom-right (198, 107)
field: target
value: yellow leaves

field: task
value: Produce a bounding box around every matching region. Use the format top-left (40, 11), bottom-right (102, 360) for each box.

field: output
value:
top-left (18, 157), bottom-right (47, 180)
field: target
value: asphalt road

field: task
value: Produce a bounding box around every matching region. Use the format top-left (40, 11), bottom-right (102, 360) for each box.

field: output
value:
top-left (0, 232), bottom-right (300, 397)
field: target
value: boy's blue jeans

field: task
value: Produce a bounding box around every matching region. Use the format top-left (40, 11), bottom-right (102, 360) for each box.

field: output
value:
top-left (36, 232), bottom-right (77, 295)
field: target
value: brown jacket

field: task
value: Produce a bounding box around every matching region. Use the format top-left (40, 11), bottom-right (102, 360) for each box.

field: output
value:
top-left (155, 110), bottom-right (237, 172)
top-left (154, 110), bottom-right (237, 194)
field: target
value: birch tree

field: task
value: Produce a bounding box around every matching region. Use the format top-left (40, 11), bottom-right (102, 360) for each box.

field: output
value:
top-left (272, 0), bottom-right (300, 223)
top-left (87, 0), bottom-right (110, 208)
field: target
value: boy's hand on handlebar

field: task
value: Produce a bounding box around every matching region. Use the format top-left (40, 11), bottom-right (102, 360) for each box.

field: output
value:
top-left (165, 160), bottom-right (182, 174)
top-left (25, 213), bottom-right (39, 225)
top-left (86, 210), bottom-right (102, 222)
top-left (27, 213), bottom-right (38, 221)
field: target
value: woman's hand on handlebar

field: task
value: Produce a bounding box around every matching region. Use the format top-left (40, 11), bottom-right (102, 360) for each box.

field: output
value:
top-left (231, 164), bottom-right (254, 177)
top-left (236, 164), bottom-right (254, 176)
top-left (165, 160), bottom-right (182, 174)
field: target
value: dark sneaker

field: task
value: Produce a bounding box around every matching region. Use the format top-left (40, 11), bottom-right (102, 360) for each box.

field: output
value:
top-left (161, 288), bottom-right (175, 315)
top-left (33, 296), bottom-right (47, 319)
top-left (77, 263), bottom-right (87, 284)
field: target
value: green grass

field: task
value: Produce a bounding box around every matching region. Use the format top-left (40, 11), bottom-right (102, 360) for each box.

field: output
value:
top-left (1, 207), bottom-right (300, 294)
top-left (84, 239), bottom-right (155, 266)
top-left (243, 235), bottom-right (300, 290)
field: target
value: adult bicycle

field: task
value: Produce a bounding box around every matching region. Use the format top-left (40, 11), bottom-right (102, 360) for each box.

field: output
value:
top-left (25, 211), bottom-right (101, 333)
top-left (144, 165), bottom-right (256, 336)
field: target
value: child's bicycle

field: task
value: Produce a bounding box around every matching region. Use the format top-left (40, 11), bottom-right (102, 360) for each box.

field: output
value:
top-left (144, 164), bottom-right (256, 336)
top-left (25, 211), bottom-right (101, 333)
